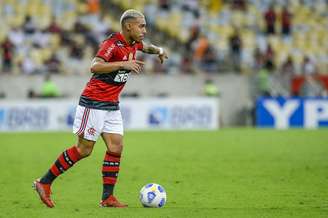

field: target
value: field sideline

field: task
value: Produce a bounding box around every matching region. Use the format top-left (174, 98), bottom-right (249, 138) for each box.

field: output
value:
top-left (0, 129), bottom-right (328, 217)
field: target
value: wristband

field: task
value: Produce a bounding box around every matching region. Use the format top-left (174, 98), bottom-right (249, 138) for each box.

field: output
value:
top-left (158, 47), bottom-right (164, 55)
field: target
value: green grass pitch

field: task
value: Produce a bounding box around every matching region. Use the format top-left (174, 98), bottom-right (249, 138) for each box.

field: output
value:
top-left (0, 129), bottom-right (328, 218)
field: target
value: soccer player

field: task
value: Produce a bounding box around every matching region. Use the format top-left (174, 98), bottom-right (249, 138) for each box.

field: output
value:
top-left (33, 9), bottom-right (168, 208)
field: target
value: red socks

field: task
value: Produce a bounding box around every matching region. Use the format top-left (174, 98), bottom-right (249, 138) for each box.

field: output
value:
top-left (102, 151), bottom-right (121, 199)
top-left (40, 146), bottom-right (82, 184)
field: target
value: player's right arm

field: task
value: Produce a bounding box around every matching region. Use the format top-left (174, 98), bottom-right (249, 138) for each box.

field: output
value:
top-left (90, 39), bottom-right (144, 74)
top-left (90, 57), bottom-right (144, 74)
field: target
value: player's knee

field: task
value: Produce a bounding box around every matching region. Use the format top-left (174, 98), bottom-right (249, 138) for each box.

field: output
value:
top-left (109, 143), bottom-right (124, 154)
top-left (78, 145), bottom-right (93, 157)
top-left (77, 139), bottom-right (95, 157)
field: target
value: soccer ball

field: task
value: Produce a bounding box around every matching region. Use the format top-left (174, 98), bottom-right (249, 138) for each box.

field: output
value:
top-left (139, 183), bottom-right (167, 208)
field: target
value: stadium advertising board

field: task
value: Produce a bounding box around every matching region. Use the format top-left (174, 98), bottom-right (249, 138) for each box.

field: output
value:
top-left (0, 98), bottom-right (218, 131)
top-left (0, 100), bottom-right (76, 131)
top-left (256, 97), bottom-right (328, 129)
top-left (121, 98), bottom-right (218, 129)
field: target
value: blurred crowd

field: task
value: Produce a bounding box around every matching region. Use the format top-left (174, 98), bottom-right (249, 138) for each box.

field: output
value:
top-left (1, 0), bottom-right (113, 75)
top-left (0, 0), bottom-right (327, 97)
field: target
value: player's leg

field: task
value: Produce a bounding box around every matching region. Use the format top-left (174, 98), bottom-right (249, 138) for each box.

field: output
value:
top-left (101, 133), bottom-right (123, 199)
top-left (100, 110), bottom-right (127, 207)
top-left (33, 136), bottom-right (95, 208)
top-left (33, 105), bottom-right (104, 208)
top-left (38, 136), bottom-right (95, 184)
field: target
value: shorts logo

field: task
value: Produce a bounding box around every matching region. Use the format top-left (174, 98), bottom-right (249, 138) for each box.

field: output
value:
top-left (87, 127), bottom-right (96, 136)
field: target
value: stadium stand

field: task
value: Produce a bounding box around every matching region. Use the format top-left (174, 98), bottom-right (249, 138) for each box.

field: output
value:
top-left (0, 0), bottom-right (327, 99)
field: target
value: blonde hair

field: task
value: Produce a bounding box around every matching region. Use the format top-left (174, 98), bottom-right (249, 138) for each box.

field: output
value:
top-left (120, 9), bottom-right (145, 26)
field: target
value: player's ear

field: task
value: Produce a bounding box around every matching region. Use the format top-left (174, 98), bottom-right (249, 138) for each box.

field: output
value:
top-left (126, 22), bottom-right (132, 31)
top-left (122, 22), bottom-right (129, 31)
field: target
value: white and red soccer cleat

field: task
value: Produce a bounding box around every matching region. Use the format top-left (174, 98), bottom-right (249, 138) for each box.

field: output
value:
top-left (33, 179), bottom-right (55, 208)
top-left (100, 195), bottom-right (128, 208)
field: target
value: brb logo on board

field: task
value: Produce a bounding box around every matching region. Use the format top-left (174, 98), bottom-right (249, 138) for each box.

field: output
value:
top-left (148, 107), bottom-right (168, 127)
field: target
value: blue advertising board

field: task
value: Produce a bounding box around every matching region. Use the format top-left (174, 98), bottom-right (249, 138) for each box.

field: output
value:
top-left (256, 97), bottom-right (328, 129)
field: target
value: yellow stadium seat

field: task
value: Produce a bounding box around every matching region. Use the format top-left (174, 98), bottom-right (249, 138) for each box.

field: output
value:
top-left (217, 37), bottom-right (228, 51)
top-left (30, 48), bottom-right (43, 66)
top-left (40, 48), bottom-right (52, 62)
top-left (49, 34), bottom-right (61, 50)
top-left (78, 3), bottom-right (88, 14)
top-left (243, 31), bottom-right (255, 50)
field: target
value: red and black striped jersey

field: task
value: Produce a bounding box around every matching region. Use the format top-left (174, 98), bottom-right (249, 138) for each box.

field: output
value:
top-left (79, 32), bottom-right (143, 110)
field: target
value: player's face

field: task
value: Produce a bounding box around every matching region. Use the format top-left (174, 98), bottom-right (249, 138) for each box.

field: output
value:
top-left (129, 17), bottom-right (147, 42)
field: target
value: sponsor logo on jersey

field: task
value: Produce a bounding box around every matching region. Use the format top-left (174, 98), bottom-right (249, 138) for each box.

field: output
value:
top-left (114, 72), bottom-right (130, 83)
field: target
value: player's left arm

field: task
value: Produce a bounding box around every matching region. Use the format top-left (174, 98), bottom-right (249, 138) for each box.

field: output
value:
top-left (141, 42), bottom-right (168, 64)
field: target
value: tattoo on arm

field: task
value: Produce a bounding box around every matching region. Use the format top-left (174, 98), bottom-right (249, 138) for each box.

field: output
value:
top-left (142, 43), bottom-right (160, 54)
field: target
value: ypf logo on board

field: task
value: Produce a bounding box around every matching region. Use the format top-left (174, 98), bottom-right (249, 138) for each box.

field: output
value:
top-left (256, 97), bottom-right (328, 129)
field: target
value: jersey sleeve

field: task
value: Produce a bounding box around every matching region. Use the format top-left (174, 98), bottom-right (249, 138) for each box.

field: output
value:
top-left (96, 39), bottom-right (116, 62)
top-left (136, 41), bottom-right (143, 51)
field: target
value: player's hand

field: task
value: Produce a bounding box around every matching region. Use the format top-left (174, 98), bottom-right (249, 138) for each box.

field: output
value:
top-left (123, 60), bottom-right (145, 74)
top-left (158, 50), bottom-right (168, 64)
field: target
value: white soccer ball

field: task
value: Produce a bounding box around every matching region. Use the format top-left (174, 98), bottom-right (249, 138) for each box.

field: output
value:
top-left (139, 183), bottom-right (167, 208)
